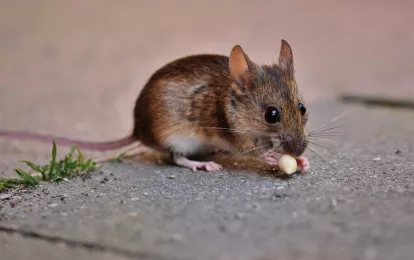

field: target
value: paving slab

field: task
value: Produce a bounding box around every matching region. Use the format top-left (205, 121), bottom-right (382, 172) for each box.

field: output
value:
top-left (0, 232), bottom-right (134, 260)
top-left (1, 1), bottom-right (414, 164)
top-left (1, 101), bottom-right (414, 260)
top-left (1, 1), bottom-right (414, 259)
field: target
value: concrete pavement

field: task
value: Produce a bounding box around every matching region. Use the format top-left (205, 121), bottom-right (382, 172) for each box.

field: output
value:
top-left (1, 1), bottom-right (414, 259)
top-left (1, 101), bottom-right (414, 260)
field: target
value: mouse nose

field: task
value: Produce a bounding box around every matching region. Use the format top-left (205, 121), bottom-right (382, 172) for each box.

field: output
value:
top-left (281, 134), bottom-right (307, 157)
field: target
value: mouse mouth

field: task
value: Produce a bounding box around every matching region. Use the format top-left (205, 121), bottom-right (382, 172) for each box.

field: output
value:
top-left (281, 140), bottom-right (307, 157)
top-left (269, 147), bottom-right (285, 155)
top-left (268, 135), bottom-right (307, 157)
top-left (258, 135), bottom-right (307, 157)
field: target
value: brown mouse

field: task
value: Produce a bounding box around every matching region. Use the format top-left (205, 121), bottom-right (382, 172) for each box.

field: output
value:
top-left (0, 40), bottom-right (310, 173)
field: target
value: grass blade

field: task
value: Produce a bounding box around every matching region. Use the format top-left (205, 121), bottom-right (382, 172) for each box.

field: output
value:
top-left (19, 160), bottom-right (45, 179)
top-left (111, 152), bottom-right (126, 163)
top-left (75, 146), bottom-right (84, 164)
top-left (13, 168), bottom-right (39, 186)
top-left (3, 141), bottom-right (100, 191)
top-left (47, 140), bottom-right (57, 180)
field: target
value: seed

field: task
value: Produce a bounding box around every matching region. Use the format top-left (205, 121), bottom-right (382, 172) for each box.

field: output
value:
top-left (278, 154), bottom-right (297, 175)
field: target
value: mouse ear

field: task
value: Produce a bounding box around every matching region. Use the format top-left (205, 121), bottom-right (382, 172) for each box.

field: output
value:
top-left (278, 39), bottom-right (294, 78)
top-left (229, 45), bottom-right (251, 85)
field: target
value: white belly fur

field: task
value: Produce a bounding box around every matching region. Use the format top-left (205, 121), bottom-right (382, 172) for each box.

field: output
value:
top-left (165, 135), bottom-right (235, 156)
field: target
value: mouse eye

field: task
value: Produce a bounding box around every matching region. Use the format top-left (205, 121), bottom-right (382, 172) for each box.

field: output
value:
top-left (299, 103), bottom-right (306, 116)
top-left (264, 106), bottom-right (280, 124)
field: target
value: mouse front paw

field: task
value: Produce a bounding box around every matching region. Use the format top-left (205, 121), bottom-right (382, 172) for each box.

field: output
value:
top-left (261, 152), bottom-right (310, 174)
top-left (296, 156), bottom-right (310, 173)
top-left (260, 151), bottom-right (279, 166)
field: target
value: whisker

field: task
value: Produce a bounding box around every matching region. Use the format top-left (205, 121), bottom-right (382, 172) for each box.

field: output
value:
top-left (303, 150), bottom-right (314, 164)
top-left (309, 125), bottom-right (344, 135)
top-left (198, 127), bottom-right (249, 134)
top-left (308, 140), bottom-right (335, 148)
top-left (307, 146), bottom-right (326, 161)
top-left (306, 138), bottom-right (338, 145)
top-left (308, 136), bottom-right (342, 141)
top-left (198, 127), bottom-right (270, 138)
top-left (311, 125), bottom-right (344, 133)
top-left (330, 110), bottom-right (351, 122)
top-left (199, 126), bottom-right (237, 131)
top-left (308, 108), bottom-right (351, 135)
top-left (309, 139), bottom-right (340, 148)
top-left (236, 144), bottom-right (270, 156)
top-left (307, 132), bottom-right (344, 137)
top-left (308, 141), bottom-right (338, 153)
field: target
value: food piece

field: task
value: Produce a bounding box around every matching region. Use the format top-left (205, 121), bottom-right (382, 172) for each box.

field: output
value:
top-left (278, 154), bottom-right (298, 174)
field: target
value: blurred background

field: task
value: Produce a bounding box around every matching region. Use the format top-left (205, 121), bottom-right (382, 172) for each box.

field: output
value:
top-left (0, 0), bottom-right (413, 161)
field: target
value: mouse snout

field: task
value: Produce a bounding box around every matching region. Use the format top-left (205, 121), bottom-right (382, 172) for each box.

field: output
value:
top-left (280, 134), bottom-right (307, 157)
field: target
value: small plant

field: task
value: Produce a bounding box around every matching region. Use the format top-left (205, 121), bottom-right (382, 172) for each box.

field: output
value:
top-left (0, 141), bottom-right (100, 191)
top-left (109, 151), bottom-right (127, 163)
top-left (0, 170), bottom-right (39, 190)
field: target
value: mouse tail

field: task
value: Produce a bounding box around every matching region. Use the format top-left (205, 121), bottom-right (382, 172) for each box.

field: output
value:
top-left (0, 130), bottom-right (137, 151)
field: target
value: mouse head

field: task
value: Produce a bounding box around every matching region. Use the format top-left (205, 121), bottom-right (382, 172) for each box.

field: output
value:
top-left (228, 40), bottom-right (308, 157)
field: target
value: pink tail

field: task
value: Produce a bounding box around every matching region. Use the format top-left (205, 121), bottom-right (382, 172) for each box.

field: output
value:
top-left (0, 130), bottom-right (136, 151)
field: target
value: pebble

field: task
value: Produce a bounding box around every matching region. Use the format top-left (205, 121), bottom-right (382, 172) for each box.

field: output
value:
top-left (0, 194), bottom-right (12, 200)
top-left (234, 213), bottom-right (245, 219)
top-left (128, 212), bottom-right (138, 217)
top-left (167, 174), bottom-right (176, 179)
top-left (372, 157), bottom-right (381, 162)
top-left (159, 233), bottom-right (183, 243)
top-left (13, 196), bottom-right (22, 201)
top-left (330, 198), bottom-right (338, 208)
top-left (218, 225), bottom-right (227, 233)
top-left (48, 203), bottom-right (59, 208)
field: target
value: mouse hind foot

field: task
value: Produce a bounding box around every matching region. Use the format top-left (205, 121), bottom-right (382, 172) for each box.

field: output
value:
top-left (171, 153), bottom-right (222, 172)
top-left (161, 133), bottom-right (226, 172)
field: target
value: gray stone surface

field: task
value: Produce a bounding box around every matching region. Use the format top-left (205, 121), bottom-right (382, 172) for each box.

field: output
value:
top-left (0, 232), bottom-right (133, 260)
top-left (1, 1), bottom-right (414, 259)
top-left (1, 101), bottom-right (414, 260)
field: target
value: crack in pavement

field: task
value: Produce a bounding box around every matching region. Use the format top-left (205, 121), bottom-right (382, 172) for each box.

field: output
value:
top-left (0, 225), bottom-right (185, 260)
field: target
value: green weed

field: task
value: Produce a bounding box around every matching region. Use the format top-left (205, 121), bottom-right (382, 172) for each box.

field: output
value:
top-left (0, 141), bottom-right (100, 191)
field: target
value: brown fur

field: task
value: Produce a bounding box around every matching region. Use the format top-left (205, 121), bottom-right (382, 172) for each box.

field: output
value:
top-left (0, 40), bottom-right (308, 164)
top-left (133, 40), bottom-right (308, 158)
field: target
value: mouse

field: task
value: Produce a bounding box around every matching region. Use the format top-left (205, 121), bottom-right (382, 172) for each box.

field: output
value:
top-left (0, 39), bottom-right (310, 173)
